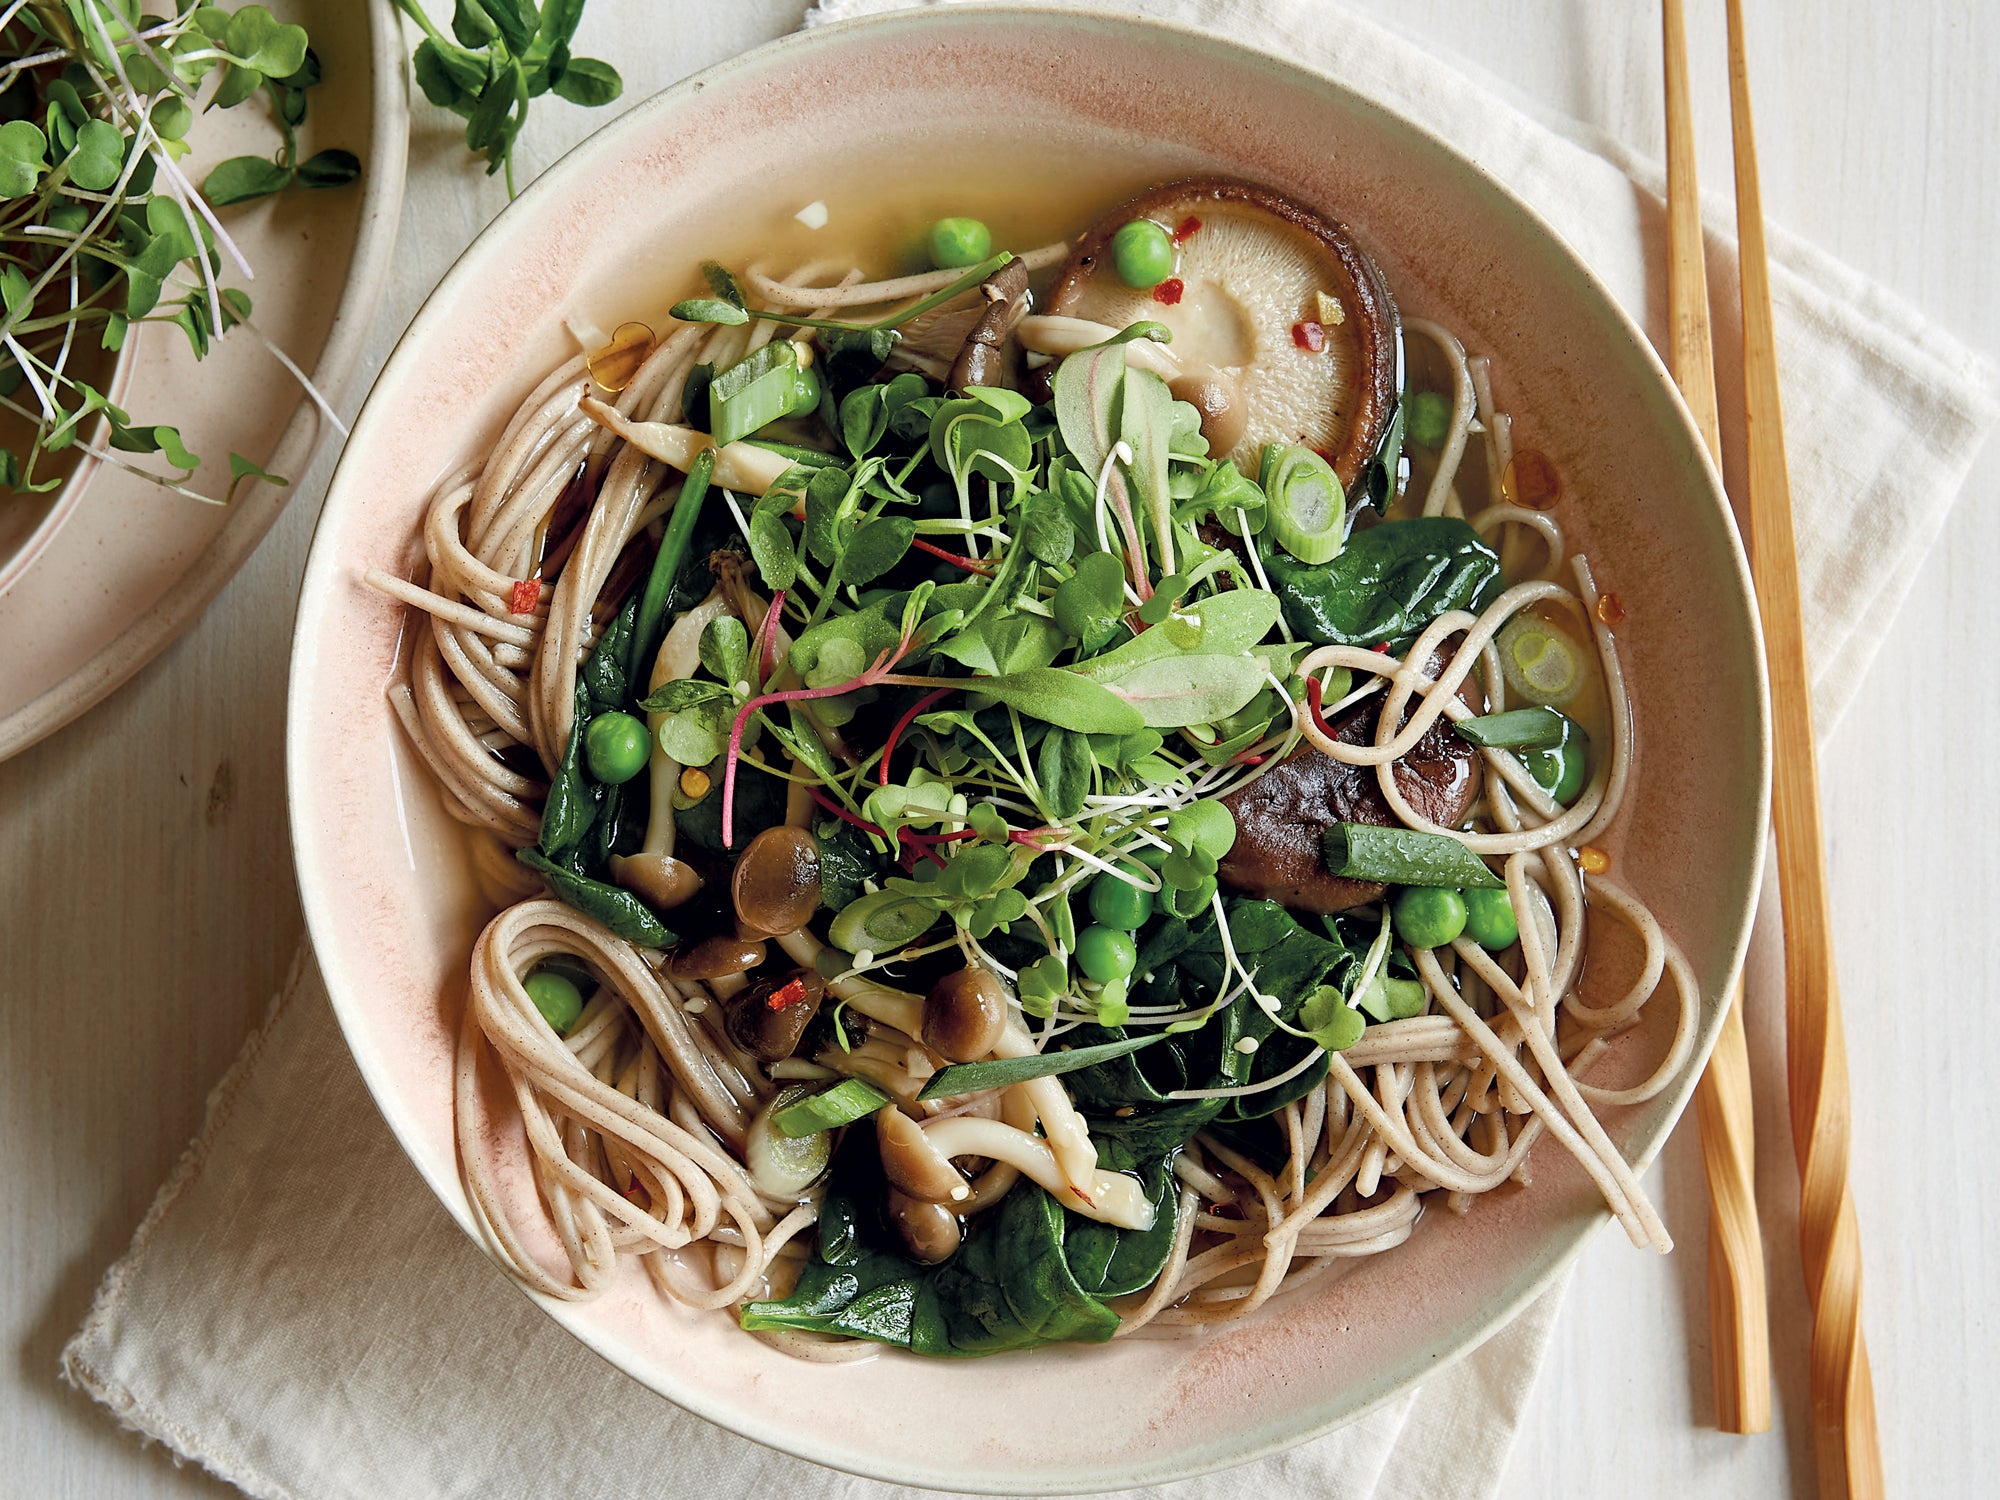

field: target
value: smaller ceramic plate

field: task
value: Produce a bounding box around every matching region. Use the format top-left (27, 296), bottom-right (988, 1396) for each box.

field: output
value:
top-left (0, 0), bottom-right (406, 759)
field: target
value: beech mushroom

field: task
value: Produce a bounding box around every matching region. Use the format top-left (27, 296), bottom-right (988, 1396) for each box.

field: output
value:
top-left (608, 588), bottom-right (736, 911)
top-left (1025, 179), bottom-right (1399, 485)
top-left (921, 966), bottom-right (1008, 1062)
top-left (731, 825), bottom-right (821, 937)
top-left (723, 966), bottom-right (826, 1061)
top-left (886, 1189), bottom-right (962, 1264)
top-left (667, 934), bottom-right (768, 982)
top-left (1218, 685), bottom-right (1481, 912)
top-left (947, 259), bottom-right (1033, 390)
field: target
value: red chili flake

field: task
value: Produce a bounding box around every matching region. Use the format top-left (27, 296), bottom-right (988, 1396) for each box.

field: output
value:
top-left (1172, 215), bottom-right (1202, 243)
top-left (1291, 320), bottom-right (1326, 352)
top-left (767, 977), bottom-right (808, 1012)
top-left (1371, 642), bottom-right (1392, 654)
top-left (1151, 277), bottom-right (1184, 306)
top-left (509, 578), bottom-right (539, 614)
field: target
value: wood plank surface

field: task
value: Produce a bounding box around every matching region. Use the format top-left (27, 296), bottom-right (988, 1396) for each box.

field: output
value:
top-left (1, 2), bottom-right (1991, 1496)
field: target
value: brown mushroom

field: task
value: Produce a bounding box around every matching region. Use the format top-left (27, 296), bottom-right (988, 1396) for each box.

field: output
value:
top-left (875, 1105), bottom-right (969, 1204)
top-left (731, 826), bottom-right (821, 937)
top-left (609, 851), bottom-right (703, 910)
top-left (921, 966), bottom-right (1008, 1062)
top-left (947, 259), bottom-right (1033, 391)
top-left (1038, 179), bottom-right (1399, 487)
top-left (1218, 684), bottom-right (1481, 913)
top-left (886, 1189), bottom-right (962, 1264)
top-left (723, 966), bottom-right (826, 1061)
top-left (667, 934), bottom-right (768, 982)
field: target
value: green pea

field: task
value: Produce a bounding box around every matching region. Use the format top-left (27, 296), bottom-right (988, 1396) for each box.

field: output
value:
top-left (1111, 218), bottom-right (1174, 289)
top-left (1463, 886), bottom-right (1519, 949)
top-left (584, 711), bottom-right (649, 784)
top-left (1391, 885), bottom-right (1467, 950)
top-left (1406, 389), bottom-right (1452, 449)
top-left (524, 969), bottom-right (584, 1033)
top-left (1088, 866), bottom-right (1154, 929)
top-left (1075, 924), bottom-right (1138, 983)
top-left (929, 216), bottom-right (992, 269)
top-left (1518, 714), bottom-right (1590, 805)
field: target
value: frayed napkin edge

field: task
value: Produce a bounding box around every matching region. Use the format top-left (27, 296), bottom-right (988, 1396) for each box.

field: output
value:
top-left (59, 947), bottom-right (316, 1500)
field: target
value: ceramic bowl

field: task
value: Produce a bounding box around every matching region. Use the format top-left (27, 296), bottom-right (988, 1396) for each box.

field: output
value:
top-left (289, 8), bottom-right (1770, 1492)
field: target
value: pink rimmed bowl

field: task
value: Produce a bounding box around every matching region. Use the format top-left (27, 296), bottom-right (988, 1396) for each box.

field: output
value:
top-left (288, 8), bottom-right (1770, 1492)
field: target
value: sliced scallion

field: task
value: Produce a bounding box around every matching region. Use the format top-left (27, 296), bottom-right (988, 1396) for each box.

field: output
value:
top-left (1453, 706), bottom-right (1568, 750)
top-left (1319, 822), bottom-right (1502, 889)
top-left (771, 1077), bottom-right (892, 1138)
top-left (1496, 616), bottom-right (1584, 707)
top-left (711, 341), bottom-right (820, 447)
top-left (1259, 443), bottom-right (1345, 564)
top-left (916, 1033), bottom-right (1165, 1102)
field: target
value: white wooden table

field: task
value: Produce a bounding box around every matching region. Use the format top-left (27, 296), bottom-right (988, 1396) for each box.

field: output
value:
top-left (3, 2), bottom-right (1992, 1495)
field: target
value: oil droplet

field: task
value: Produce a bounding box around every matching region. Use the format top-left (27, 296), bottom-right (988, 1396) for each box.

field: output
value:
top-left (1595, 592), bottom-right (1627, 627)
top-left (588, 321), bottom-right (656, 392)
top-left (1579, 845), bottom-right (1611, 875)
top-left (1502, 448), bottom-right (1560, 509)
top-left (679, 766), bottom-right (712, 799)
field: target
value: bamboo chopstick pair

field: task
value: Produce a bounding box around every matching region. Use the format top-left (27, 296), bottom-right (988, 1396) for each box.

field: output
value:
top-left (1659, 2), bottom-right (1883, 1494)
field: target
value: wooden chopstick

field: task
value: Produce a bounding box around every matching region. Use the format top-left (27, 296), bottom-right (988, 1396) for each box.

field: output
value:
top-left (1722, 3), bottom-right (1884, 1493)
top-left (1659, 0), bottom-right (1772, 1436)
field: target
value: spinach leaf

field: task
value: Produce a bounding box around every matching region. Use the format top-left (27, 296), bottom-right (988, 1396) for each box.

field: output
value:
top-left (516, 849), bottom-right (675, 948)
top-left (674, 757), bottom-right (787, 852)
top-left (580, 593), bottom-right (638, 711)
top-left (1061, 1158), bottom-right (1180, 1297)
top-left (815, 817), bottom-right (889, 913)
top-left (538, 689), bottom-right (601, 859)
top-left (1263, 516), bottom-right (1502, 649)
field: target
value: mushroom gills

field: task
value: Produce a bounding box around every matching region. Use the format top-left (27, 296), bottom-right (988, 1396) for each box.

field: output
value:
top-left (1040, 179), bottom-right (1399, 487)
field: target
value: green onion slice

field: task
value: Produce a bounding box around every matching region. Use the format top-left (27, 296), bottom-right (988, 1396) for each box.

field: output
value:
top-left (710, 340), bottom-right (803, 447)
top-left (1259, 443), bottom-right (1345, 564)
top-left (1496, 617), bottom-right (1584, 707)
top-left (771, 1077), bottom-right (892, 1138)
top-left (1453, 706), bottom-right (1569, 749)
top-left (1319, 823), bottom-right (1502, 889)
top-left (917, 1033), bottom-right (1165, 1102)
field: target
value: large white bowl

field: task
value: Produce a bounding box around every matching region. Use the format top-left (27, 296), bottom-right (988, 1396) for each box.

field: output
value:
top-left (289, 9), bottom-right (1770, 1492)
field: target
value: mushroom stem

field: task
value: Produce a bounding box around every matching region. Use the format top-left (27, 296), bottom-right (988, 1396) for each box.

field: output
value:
top-left (609, 588), bottom-right (735, 907)
top-left (579, 395), bottom-right (793, 494)
top-left (905, 1114), bottom-right (1155, 1231)
top-left (1018, 315), bottom-right (1184, 379)
top-left (992, 1019), bottom-right (1104, 1192)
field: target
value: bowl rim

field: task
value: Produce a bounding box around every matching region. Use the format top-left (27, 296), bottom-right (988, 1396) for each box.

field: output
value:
top-left (0, 0), bottom-right (410, 757)
top-left (289, 6), bottom-right (1772, 1490)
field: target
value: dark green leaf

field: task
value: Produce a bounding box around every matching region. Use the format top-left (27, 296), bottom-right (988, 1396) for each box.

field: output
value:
top-left (517, 849), bottom-right (675, 947)
top-left (296, 148), bottom-right (361, 189)
top-left (1320, 823), bottom-right (1502, 889)
top-left (841, 515), bottom-right (915, 586)
top-left (1263, 517), bottom-right (1502, 649)
top-left (551, 55), bottom-right (620, 106)
top-left (203, 154), bottom-right (292, 206)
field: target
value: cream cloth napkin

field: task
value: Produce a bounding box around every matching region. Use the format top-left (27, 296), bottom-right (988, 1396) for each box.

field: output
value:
top-left (62, 2), bottom-right (1999, 1498)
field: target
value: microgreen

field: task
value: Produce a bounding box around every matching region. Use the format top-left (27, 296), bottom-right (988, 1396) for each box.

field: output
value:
top-left (398, 0), bottom-right (623, 198)
top-left (0, 2), bottom-right (358, 504)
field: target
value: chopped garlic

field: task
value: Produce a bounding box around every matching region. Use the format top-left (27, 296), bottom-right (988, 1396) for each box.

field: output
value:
top-left (1315, 290), bottom-right (1346, 326)
top-left (794, 200), bottom-right (829, 230)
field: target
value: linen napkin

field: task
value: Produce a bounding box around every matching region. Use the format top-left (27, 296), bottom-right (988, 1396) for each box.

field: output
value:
top-left (61, 3), bottom-right (2000, 1499)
